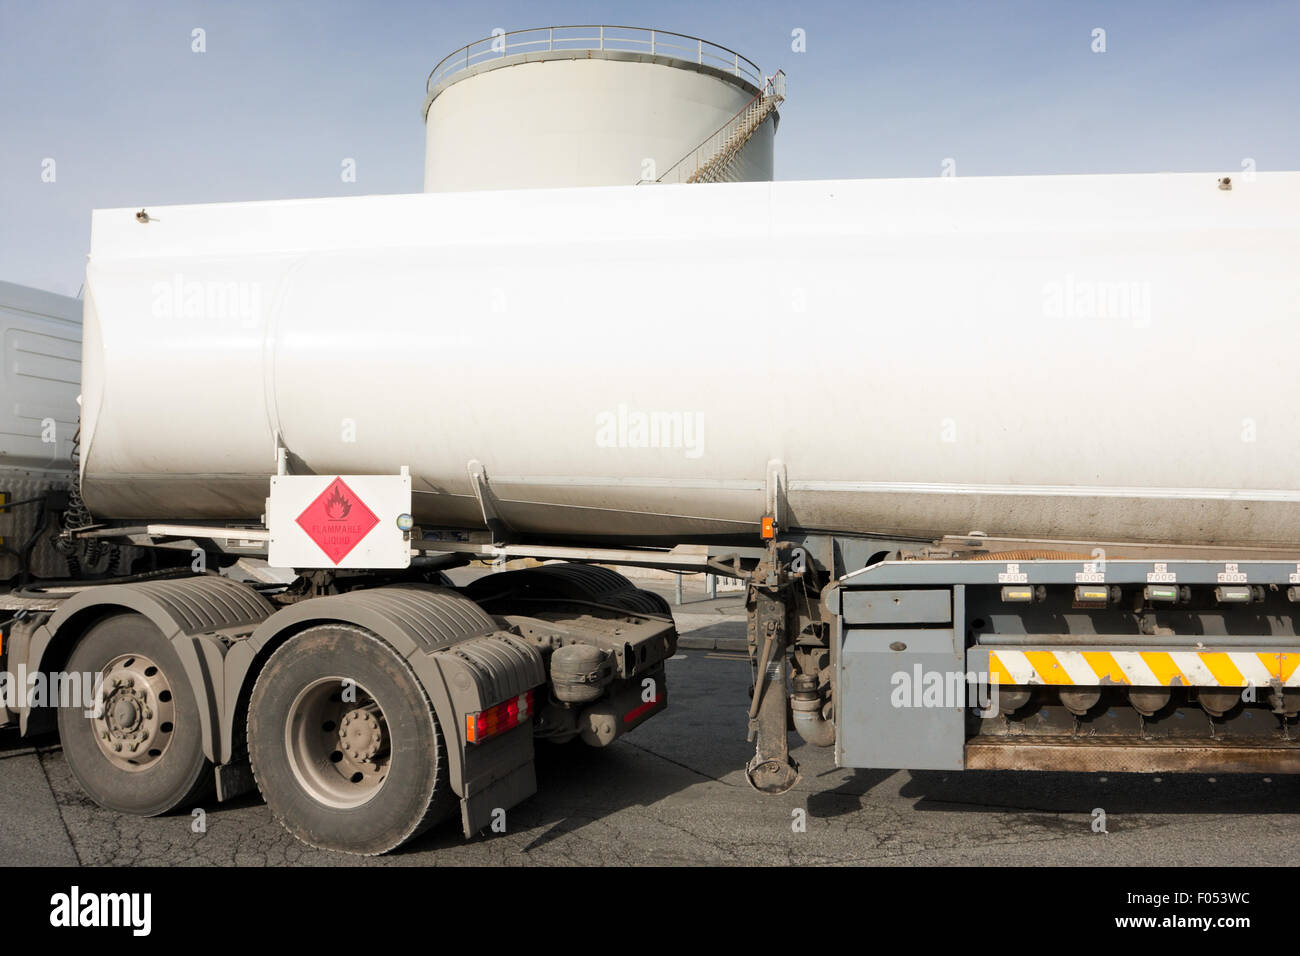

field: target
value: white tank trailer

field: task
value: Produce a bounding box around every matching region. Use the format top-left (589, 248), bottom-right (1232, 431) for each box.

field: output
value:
top-left (81, 171), bottom-right (1300, 551)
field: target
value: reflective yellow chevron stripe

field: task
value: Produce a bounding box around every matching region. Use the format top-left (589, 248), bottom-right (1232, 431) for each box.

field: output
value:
top-left (1201, 653), bottom-right (1245, 687)
top-left (1080, 651), bottom-right (1127, 685)
top-left (987, 649), bottom-right (1300, 687)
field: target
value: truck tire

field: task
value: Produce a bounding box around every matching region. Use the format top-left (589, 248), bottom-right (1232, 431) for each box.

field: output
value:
top-left (467, 563), bottom-right (672, 616)
top-left (606, 587), bottom-right (673, 618)
top-left (57, 612), bottom-right (212, 816)
top-left (527, 563), bottom-right (636, 597)
top-left (247, 624), bottom-right (456, 855)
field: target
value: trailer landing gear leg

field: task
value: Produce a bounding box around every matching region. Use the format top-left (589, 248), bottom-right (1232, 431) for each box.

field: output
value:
top-left (745, 546), bottom-right (800, 794)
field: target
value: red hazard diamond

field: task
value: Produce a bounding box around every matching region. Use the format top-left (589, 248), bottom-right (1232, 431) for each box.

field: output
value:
top-left (295, 477), bottom-right (379, 564)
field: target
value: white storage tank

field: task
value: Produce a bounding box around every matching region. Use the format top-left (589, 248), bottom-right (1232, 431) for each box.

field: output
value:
top-left (422, 25), bottom-right (781, 191)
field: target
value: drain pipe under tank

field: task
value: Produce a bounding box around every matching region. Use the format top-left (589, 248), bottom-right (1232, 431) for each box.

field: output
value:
top-left (791, 674), bottom-right (835, 747)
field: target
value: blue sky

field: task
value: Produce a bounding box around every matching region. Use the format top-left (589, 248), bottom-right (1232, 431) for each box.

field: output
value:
top-left (2, 0), bottom-right (1297, 295)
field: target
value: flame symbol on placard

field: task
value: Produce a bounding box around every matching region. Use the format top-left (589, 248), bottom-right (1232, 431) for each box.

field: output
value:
top-left (325, 485), bottom-right (352, 520)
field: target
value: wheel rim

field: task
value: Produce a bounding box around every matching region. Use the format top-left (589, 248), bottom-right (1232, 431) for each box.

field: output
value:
top-left (285, 677), bottom-right (391, 809)
top-left (91, 653), bottom-right (177, 772)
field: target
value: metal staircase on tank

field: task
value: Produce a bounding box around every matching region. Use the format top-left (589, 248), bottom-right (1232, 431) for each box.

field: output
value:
top-left (652, 70), bottom-right (785, 184)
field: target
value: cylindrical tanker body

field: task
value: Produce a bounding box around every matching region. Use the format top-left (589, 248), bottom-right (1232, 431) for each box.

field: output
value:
top-left (80, 171), bottom-right (1300, 548)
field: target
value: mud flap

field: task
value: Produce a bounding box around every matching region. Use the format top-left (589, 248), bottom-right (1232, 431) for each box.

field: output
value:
top-left (458, 728), bottom-right (538, 836)
top-left (408, 632), bottom-right (546, 837)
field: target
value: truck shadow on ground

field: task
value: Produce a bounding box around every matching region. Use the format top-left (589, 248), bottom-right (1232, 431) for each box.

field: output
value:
top-left (0, 730), bottom-right (57, 755)
top-left (804, 770), bottom-right (897, 819)
top-left (392, 738), bottom-right (698, 857)
top-left (899, 769), bottom-right (1300, 815)
top-left (805, 766), bottom-right (1300, 819)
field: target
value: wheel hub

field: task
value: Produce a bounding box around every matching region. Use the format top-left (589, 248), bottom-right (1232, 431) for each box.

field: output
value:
top-left (286, 679), bottom-right (392, 809)
top-left (110, 696), bottom-right (142, 732)
top-left (340, 707), bottom-right (384, 762)
top-left (90, 654), bottom-right (176, 772)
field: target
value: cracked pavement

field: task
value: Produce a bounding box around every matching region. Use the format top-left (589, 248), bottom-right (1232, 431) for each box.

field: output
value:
top-left (4, 627), bottom-right (1300, 866)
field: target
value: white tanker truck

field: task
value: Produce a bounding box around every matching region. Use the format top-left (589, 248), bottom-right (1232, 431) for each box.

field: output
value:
top-left (3, 169), bottom-right (1299, 854)
top-left (0, 281), bottom-right (83, 585)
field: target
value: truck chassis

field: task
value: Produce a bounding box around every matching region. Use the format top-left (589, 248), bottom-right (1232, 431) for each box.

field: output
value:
top-left (4, 502), bottom-right (1299, 854)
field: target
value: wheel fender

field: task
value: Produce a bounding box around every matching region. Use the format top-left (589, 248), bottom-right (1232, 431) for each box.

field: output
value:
top-left (229, 585), bottom-right (545, 826)
top-left (23, 576), bottom-right (274, 764)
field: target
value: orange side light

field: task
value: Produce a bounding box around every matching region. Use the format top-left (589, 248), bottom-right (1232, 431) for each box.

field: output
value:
top-left (761, 516), bottom-right (776, 540)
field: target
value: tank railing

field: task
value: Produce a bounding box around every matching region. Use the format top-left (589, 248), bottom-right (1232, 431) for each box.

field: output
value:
top-left (426, 25), bottom-right (762, 92)
top-left (647, 70), bottom-right (785, 185)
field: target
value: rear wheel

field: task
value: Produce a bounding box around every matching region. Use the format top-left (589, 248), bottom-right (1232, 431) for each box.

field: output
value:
top-left (247, 624), bottom-right (455, 855)
top-left (466, 563), bottom-right (673, 616)
top-left (57, 612), bottom-right (211, 816)
top-left (607, 586), bottom-right (673, 617)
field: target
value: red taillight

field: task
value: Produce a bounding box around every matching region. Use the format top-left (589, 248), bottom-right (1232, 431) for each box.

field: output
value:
top-left (466, 689), bottom-right (534, 744)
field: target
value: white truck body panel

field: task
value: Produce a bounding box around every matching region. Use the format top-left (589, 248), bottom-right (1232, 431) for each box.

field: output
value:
top-left (0, 280), bottom-right (82, 578)
top-left (0, 280), bottom-right (81, 474)
top-left (81, 172), bottom-right (1300, 547)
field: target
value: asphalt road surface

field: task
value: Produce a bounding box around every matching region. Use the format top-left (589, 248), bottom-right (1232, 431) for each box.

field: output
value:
top-left (4, 608), bottom-right (1299, 866)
